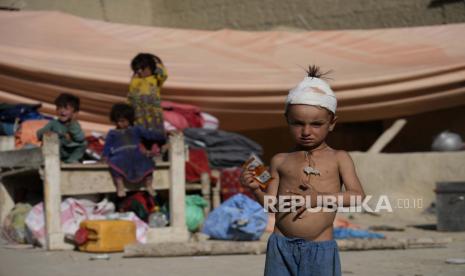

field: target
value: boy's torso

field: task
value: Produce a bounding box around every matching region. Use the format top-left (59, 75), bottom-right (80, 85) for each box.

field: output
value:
top-left (274, 148), bottom-right (341, 241)
top-left (46, 120), bottom-right (85, 148)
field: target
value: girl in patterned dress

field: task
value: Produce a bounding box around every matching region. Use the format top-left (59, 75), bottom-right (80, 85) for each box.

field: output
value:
top-left (103, 103), bottom-right (166, 197)
top-left (128, 53), bottom-right (167, 133)
top-left (128, 53), bottom-right (168, 156)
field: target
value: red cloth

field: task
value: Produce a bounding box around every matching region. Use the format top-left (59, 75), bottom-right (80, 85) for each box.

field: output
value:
top-left (162, 101), bottom-right (204, 129)
top-left (185, 147), bottom-right (211, 183)
top-left (220, 167), bottom-right (255, 202)
top-left (120, 192), bottom-right (155, 222)
top-left (85, 136), bottom-right (104, 154)
top-left (163, 110), bottom-right (190, 130)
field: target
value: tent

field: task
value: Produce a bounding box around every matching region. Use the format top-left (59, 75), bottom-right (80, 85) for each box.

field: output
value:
top-left (1, 11), bottom-right (465, 133)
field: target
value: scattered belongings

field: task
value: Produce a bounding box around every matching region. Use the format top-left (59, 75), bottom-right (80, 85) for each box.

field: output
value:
top-left (185, 195), bottom-right (208, 232)
top-left (202, 194), bottom-right (267, 241)
top-left (183, 128), bottom-right (263, 168)
top-left (1, 203), bottom-right (32, 244)
top-left (76, 220), bottom-right (136, 253)
top-left (0, 133), bottom-right (191, 249)
top-left (333, 217), bottom-right (360, 229)
top-left (361, 209), bottom-right (381, 217)
top-left (333, 228), bottom-right (384, 239)
top-left (445, 258), bottom-right (465, 265)
top-left (368, 225), bottom-right (405, 232)
top-left (220, 167), bottom-right (255, 201)
top-left (89, 254), bottom-right (111, 261)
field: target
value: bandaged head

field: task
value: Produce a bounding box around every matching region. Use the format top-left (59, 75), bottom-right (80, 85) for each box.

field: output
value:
top-left (285, 77), bottom-right (337, 114)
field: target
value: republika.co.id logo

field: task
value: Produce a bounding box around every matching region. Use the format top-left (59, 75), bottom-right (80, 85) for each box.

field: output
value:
top-left (263, 195), bottom-right (423, 213)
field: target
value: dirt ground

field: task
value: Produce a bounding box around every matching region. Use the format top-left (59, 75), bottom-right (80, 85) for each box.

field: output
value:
top-left (1, 212), bottom-right (465, 276)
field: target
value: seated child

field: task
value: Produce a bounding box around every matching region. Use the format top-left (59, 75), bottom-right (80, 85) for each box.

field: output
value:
top-left (37, 93), bottom-right (86, 163)
top-left (241, 65), bottom-right (365, 276)
top-left (103, 103), bottom-right (166, 197)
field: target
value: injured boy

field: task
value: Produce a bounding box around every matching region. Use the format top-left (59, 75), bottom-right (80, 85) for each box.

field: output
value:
top-left (241, 65), bottom-right (365, 276)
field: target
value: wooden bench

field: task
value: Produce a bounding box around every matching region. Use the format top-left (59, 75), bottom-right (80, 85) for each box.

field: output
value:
top-left (0, 133), bottom-right (219, 250)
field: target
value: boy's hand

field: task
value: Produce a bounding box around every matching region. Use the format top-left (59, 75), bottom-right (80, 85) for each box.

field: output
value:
top-left (240, 168), bottom-right (261, 191)
top-left (64, 132), bottom-right (72, 141)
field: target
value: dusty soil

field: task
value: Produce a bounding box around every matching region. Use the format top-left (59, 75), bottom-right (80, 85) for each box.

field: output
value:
top-left (1, 212), bottom-right (465, 276)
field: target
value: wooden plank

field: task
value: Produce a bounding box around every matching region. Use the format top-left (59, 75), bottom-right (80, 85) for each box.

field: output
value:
top-left (41, 134), bottom-right (66, 250)
top-left (61, 163), bottom-right (110, 169)
top-left (201, 172), bottom-right (211, 214)
top-left (60, 169), bottom-right (172, 195)
top-left (125, 240), bottom-right (267, 257)
top-left (211, 170), bottom-right (221, 209)
top-left (0, 136), bottom-right (14, 151)
top-left (145, 227), bottom-right (192, 244)
top-left (0, 136), bottom-right (15, 227)
top-left (185, 184), bottom-right (202, 190)
top-left (368, 119), bottom-right (407, 153)
top-left (0, 147), bottom-right (43, 168)
top-left (60, 161), bottom-right (170, 169)
top-left (169, 134), bottom-right (187, 228)
top-left (0, 181), bottom-right (14, 225)
top-left (165, 133), bottom-right (189, 242)
top-left (337, 237), bottom-right (451, 250)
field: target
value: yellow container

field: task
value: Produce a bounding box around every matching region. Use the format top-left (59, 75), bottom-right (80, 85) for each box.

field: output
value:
top-left (77, 220), bottom-right (136, 253)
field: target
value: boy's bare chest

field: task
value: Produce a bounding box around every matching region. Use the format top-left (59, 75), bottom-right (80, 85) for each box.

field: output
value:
top-left (278, 154), bottom-right (340, 192)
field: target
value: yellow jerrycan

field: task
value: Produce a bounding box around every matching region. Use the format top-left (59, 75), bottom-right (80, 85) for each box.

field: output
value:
top-left (75, 220), bottom-right (137, 252)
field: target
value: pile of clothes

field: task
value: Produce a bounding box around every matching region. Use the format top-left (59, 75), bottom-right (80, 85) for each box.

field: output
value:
top-left (183, 127), bottom-right (263, 201)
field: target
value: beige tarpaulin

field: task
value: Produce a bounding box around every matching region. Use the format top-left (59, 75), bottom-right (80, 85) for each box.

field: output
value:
top-left (1, 11), bottom-right (465, 132)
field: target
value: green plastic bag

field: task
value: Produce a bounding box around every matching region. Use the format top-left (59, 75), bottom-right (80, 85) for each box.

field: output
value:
top-left (2, 203), bottom-right (32, 244)
top-left (185, 195), bottom-right (208, 232)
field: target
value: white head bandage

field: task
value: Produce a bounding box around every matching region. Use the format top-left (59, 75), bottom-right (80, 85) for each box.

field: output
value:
top-left (285, 77), bottom-right (337, 114)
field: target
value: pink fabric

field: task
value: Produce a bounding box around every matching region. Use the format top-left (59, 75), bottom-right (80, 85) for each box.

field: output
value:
top-left (1, 11), bottom-right (465, 132)
top-left (162, 110), bottom-right (190, 130)
top-left (162, 101), bottom-right (204, 129)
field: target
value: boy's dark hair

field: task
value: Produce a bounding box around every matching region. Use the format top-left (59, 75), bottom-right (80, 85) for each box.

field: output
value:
top-left (131, 53), bottom-right (162, 74)
top-left (54, 93), bottom-right (80, 112)
top-left (305, 65), bottom-right (332, 80)
top-left (110, 103), bottom-right (135, 125)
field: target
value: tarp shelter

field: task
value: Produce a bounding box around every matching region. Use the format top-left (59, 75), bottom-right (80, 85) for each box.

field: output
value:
top-left (1, 11), bottom-right (465, 133)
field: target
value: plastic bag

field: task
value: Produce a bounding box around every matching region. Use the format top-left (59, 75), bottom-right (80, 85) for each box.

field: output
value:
top-left (202, 194), bottom-right (267, 240)
top-left (25, 198), bottom-right (115, 247)
top-left (1, 203), bottom-right (32, 244)
top-left (185, 195), bottom-right (208, 232)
